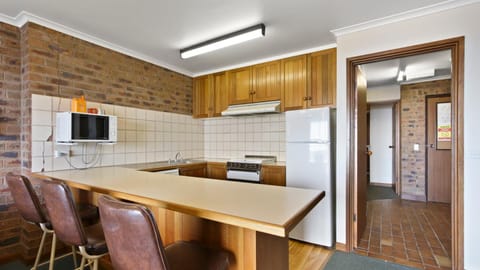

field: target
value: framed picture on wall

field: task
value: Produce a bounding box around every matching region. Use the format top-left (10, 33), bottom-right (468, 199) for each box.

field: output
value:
top-left (436, 102), bottom-right (451, 150)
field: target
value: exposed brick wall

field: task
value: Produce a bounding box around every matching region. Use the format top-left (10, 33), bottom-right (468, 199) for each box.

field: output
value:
top-left (400, 79), bottom-right (451, 201)
top-left (0, 22), bottom-right (22, 261)
top-left (22, 23), bottom-right (192, 113)
top-left (1, 21), bottom-right (194, 262)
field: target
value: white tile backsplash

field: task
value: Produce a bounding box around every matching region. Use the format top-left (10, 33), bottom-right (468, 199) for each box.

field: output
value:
top-left (31, 94), bottom-right (285, 173)
top-left (202, 114), bottom-right (286, 161)
top-left (31, 94), bottom-right (205, 172)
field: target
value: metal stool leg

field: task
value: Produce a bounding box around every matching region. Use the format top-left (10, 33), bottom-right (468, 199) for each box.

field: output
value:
top-left (78, 256), bottom-right (86, 270)
top-left (31, 229), bottom-right (47, 270)
top-left (93, 259), bottom-right (99, 270)
top-left (48, 232), bottom-right (56, 270)
top-left (72, 246), bottom-right (78, 267)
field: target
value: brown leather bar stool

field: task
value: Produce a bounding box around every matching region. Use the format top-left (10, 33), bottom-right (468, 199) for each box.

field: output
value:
top-left (41, 180), bottom-right (108, 270)
top-left (97, 195), bottom-right (231, 270)
top-left (6, 173), bottom-right (98, 270)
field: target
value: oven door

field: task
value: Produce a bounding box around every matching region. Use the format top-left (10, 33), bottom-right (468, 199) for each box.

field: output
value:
top-left (226, 170), bottom-right (260, 183)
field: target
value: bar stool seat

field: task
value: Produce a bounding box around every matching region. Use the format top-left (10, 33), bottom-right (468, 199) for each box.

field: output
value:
top-left (6, 173), bottom-right (100, 270)
top-left (98, 195), bottom-right (231, 270)
top-left (83, 223), bottom-right (109, 255)
top-left (41, 180), bottom-right (108, 270)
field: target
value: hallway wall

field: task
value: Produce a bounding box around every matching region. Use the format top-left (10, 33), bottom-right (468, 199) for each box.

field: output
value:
top-left (400, 79), bottom-right (451, 201)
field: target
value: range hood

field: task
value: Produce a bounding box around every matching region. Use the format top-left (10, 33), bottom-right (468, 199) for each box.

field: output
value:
top-left (221, 101), bottom-right (281, 116)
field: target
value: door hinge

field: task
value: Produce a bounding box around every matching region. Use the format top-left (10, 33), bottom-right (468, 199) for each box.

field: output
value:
top-left (353, 214), bottom-right (357, 222)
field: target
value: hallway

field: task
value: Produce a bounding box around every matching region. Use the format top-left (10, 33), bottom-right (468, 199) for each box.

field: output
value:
top-left (356, 199), bottom-right (451, 269)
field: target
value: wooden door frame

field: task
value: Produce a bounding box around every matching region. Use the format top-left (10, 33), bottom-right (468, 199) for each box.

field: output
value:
top-left (345, 37), bottom-right (464, 269)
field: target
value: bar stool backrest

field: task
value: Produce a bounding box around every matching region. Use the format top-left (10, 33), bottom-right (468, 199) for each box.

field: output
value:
top-left (41, 180), bottom-right (87, 247)
top-left (6, 173), bottom-right (47, 224)
top-left (98, 195), bottom-right (169, 270)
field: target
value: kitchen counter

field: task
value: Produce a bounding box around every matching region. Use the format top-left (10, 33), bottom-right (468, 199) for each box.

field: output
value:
top-left (34, 166), bottom-right (322, 270)
top-left (124, 158), bottom-right (285, 172)
top-left (35, 166), bottom-right (321, 237)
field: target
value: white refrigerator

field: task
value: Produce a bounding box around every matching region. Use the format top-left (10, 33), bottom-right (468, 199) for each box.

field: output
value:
top-left (286, 107), bottom-right (335, 247)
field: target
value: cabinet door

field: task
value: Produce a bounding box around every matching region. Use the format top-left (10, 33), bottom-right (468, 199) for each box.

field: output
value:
top-left (282, 55), bottom-right (307, 111)
top-left (212, 72), bottom-right (228, 117)
top-left (261, 165), bottom-right (286, 186)
top-left (193, 75), bottom-right (212, 118)
top-left (207, 162), bottom-right (227, 180)
top-left (309, 48), bottom-right (336, 107)
top-left (228, 67), bottom-right (252, 105)
top-left (179, 164), bottom-right (207, 178)
top-left (252, 60), bottom-right (281, 102)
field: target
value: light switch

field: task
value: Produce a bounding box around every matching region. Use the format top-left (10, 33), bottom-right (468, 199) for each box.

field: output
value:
top-left (413, 143), bottom-right (420, 151)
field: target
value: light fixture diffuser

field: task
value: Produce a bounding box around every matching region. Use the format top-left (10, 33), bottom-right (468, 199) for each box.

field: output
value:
top-left (180, 24), bottom-right (265, 59)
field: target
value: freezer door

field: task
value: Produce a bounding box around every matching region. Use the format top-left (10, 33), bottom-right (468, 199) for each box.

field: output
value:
top-left (286, 108), bottom-right (330, 143)
top-left (286, 142), bottom-right (333, 246)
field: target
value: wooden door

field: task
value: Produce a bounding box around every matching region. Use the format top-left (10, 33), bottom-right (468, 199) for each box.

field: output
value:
top-left (282, 55), bottom-right (307, 111)
top-left (193, 75), bottom-right (212, 118)
top-left (426, 95), bottom-right (452, 203)
top-left (252, 60), bottom-right (281, 102)
top-left (212, 72), bottom-right (228, 117)
top-left (355, 66), bottom-right (368, 246)
top-left (309, 48), bottom-right (336, 107)
top-left (228, 67), bottom-right (252, 105)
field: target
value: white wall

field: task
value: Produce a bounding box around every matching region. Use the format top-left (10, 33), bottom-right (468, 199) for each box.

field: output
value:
top-left (335, 3), bottom-right (480, 268)
top-left (367, 85), bottom-right (400, 103)
top-left (369, 104), bottom-right (393, 185)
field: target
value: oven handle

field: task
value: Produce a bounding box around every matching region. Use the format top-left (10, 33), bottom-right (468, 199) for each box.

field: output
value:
top-left (226, 170), bottom-right (261, 182)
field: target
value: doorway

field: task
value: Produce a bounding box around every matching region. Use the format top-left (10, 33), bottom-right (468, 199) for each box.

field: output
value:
top-left (346, 37), bottom-right (464, 269)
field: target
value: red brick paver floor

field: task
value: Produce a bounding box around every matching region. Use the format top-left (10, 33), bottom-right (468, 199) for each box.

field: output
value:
top-left (356, 199), bottom-right (451, 270)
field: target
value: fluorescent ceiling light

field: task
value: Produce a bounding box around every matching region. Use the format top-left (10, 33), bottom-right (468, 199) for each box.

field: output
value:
top-left (180, 24), bottom-right (265, 59)
top-left (405, 69), bottom-right (435, 81)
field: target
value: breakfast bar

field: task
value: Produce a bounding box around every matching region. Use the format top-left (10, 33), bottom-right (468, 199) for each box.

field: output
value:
top-left (34, 166), bottom-right (324, 270)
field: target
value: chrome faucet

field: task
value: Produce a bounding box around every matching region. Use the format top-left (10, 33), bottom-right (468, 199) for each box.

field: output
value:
top-left (174, 152), bottom-right (183, 163)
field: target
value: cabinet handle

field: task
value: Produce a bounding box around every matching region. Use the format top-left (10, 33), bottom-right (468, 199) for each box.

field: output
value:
top-left (303, 97), bottom-right (308, 101)
top-left (308, 96), bottom-right (312, 100)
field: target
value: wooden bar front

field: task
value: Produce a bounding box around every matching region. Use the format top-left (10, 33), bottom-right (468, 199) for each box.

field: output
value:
top-left (34, 167), bottom-right (323, 270)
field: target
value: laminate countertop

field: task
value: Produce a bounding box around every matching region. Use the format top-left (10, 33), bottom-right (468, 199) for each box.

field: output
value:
top-left (35, 166), bottom-right (323, 237)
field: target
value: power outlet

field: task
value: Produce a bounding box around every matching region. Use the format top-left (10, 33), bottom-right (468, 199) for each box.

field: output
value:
top-left (54, 150), bottom-right (71, 158)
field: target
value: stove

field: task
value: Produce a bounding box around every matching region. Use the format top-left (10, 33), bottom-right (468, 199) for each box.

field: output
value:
top-left (226, 155), bottom-right (276, 183)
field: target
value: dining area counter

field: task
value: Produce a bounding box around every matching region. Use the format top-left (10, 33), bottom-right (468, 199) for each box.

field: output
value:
top-left (34, 166), bottom-right (325, 270)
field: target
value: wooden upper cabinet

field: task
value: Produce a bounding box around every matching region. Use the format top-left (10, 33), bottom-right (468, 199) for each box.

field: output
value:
top-left (251, 60), bottom-right (281, 103)
top-left (228, 67), bottom-right (252, 105)
top-left (309, 48), bottom-right (336, 107)
top-left (282, 55), bottom-right (307, 111)
top-left (228, 61), bottom-right (281, 105)
top-left (212, 72), bottom-right (228, 117)
top-left (193, 75), bottom-right (212, 118)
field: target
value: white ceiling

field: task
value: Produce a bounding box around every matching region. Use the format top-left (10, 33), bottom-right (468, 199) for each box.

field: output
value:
top-left (361, 50), bottom-right (452, 87)
top-left (0, 0), bottom-right (455, 76)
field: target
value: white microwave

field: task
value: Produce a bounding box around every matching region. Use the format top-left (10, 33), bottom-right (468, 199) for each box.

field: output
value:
top-left (56, 112), bottom-right (117, 143)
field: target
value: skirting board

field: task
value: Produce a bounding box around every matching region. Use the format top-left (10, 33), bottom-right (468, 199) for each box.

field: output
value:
top-left (369, 182), bottom-right (394, 188)
top-left (335, 242), bottom-right (347, 252)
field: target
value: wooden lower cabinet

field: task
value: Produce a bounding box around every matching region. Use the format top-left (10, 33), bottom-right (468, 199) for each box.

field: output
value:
top-left (207, 162), bottom-right (227, 180)
top-left (179, 163), bottom-right (207, 177)
top-left (261, 165), bottom-right (286, 186)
